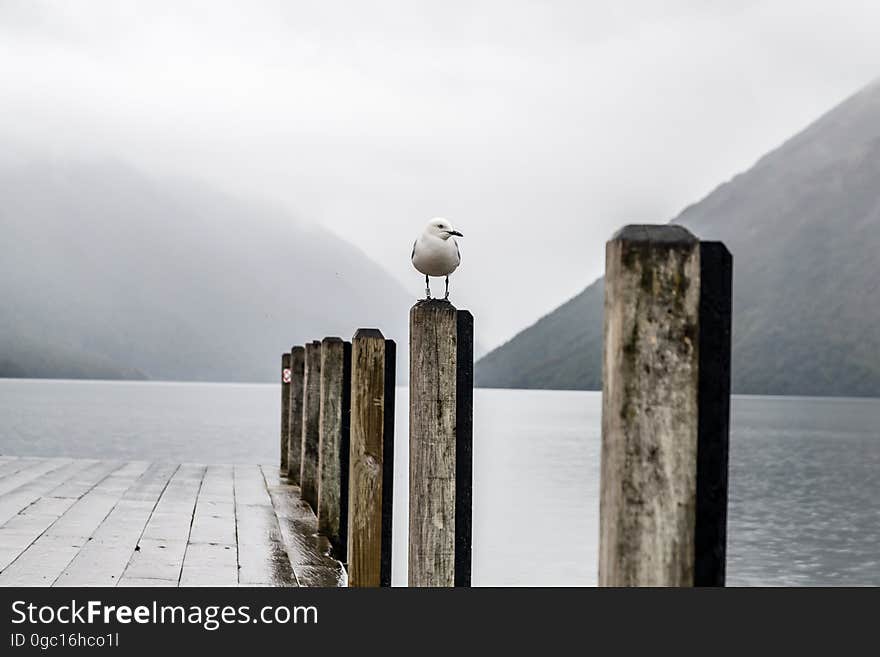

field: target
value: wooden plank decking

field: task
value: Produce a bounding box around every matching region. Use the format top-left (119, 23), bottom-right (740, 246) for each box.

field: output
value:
top-left (0, 456), bottom-right (345, 587)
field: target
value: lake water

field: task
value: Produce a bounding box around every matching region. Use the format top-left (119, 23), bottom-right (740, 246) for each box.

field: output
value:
top-left (1, 378), bottom-right (878, 586)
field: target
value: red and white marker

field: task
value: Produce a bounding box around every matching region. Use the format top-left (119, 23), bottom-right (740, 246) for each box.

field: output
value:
top-left (282, 368), bottom-right (292, 383)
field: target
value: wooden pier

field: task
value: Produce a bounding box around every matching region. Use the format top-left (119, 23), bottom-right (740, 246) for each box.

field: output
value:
top-left (0, 456), bottom-right (344, 587)
top-left (0, 223), bottom-right (733, 588)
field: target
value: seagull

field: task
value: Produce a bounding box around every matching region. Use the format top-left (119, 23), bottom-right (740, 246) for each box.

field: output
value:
top-left (411, 218), bottom-right (463, 300)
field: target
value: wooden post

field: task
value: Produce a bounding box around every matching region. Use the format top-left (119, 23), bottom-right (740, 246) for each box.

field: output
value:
top-left (347, 329), bottom-right (395, 587)
top-left (317, 337), bottom-right (352, 560)
top-left (280, 353), bottom-right (291, 474)
top-left (300, 340), bottom-right (322, 510)
top-left (286, 346), bottom-right (305, 483)
top-left (599, 224), bottom-right (731, 587)
top-left (408, 299), bottom-right (473, 587)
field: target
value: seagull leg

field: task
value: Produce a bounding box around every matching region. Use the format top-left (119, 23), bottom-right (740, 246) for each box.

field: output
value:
top-left (425, 275), bottom-right (432, 299)
top-left (444, 276), bottom-right (450, 300)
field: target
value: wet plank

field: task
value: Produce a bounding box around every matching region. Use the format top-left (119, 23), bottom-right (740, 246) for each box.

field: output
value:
top-left (179, 542), bottom-right (238, 586)
top-left (119, 464), bottom-right (206, 586)
top-left (0, 535), bottom-right (85, 586)
top-left (261, 465), bottom-right (345, 587)
top-left (0, 458), bottom-right (74, 497)
top-left (235, 465), bottom-right (297, 587)
top-left (180, 465), bottom-right (237, 586)
top-left (55, 463), bottom-right (178, 587)
top-left (0, 458), bottom-right (28, 478)
top-left (0, 462), bottom-right (150, 585)
top-left (120, 538), bottom-right (188, 585)
top-left (187, 466), bottom-right (235, 545)
top-left (234, 463), bottom-right (272, 506)
top-left (0, 460), bottom-right (123, 573)
top-left (49, 460), bottom-right (129, 499)
top-left (0, 457), bottom-right (36, 477)
top-left (0, 459), bottom-right (98, 527)
top-left (0, 458), bottom-right (342, 588)
top-left (44, 462), bottom-right (150, 539)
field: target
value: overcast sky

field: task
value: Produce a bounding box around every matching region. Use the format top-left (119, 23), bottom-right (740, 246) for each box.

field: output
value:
top-left (2, 0), bottom-right (879, 350)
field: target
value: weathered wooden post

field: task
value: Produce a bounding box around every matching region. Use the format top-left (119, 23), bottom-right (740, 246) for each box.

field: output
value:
top-left (599, 224), bottom-right (731, 587)
top-left (286, 346), bottom-right (305, 483)
top-left (280, 353), bottom-right (291, 474)
top-left (300, 340), bottom-right (322, 510)
top-left (317, 337), bottom-right (352, 559)
top-left (408, 299), bottom-right (473, 587)
top-left (347, 329), bottom-right (395, 587)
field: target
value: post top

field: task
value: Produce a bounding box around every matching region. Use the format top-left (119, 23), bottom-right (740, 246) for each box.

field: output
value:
top-left (290, 345), bottom-right (305, 353)
top-left (321, 336), bottom-right (344, 344)
top-left (353, 328), bottom-right (385, 340)
top-left (611, 224), bottom-right (697, 244)
top-left (411, 298), bottom-right (461, 311)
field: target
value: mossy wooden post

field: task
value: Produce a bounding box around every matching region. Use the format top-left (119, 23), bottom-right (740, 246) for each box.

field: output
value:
top-left (408, 299), bottom-right (473, 587)
top-left (300, 340), bottom-right (322, 510)
top-left (599, 224), bottom-right (731, 587)
top-left (317, 337), bottom-right (352, 560)
top-left (280, 353), bottom-right (291, 474)
top-left (347, 329), bottom-right (395, 587)
top-left (287, 346), bottom-right (305, 483)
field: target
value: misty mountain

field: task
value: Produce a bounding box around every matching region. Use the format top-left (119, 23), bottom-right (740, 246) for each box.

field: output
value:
top-left (0, 159), bottom-right (412, 382)
top-left (476, 80), bottom-right (880, 397)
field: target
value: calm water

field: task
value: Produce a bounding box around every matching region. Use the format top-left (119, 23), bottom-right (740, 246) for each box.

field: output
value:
top-left (1, 379), bottom-right (879, 586)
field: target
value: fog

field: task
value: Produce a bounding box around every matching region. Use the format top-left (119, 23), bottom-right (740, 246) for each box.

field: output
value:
top-left (2, 0), bottom-right (879, 350)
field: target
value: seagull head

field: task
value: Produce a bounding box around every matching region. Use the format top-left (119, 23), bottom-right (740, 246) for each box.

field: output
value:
top-left (425, 217), bottom-right (463, 240)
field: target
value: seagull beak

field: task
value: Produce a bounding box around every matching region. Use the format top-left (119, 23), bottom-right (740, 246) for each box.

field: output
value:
top-left (448, 230), bottom-right (463, 237)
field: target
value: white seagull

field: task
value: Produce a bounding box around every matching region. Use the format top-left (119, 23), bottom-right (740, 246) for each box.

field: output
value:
top-left (411, 217), bottom-right (463, 299)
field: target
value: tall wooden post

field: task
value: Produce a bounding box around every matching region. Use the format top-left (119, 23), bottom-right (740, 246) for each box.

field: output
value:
top-left (300, 340), bottom-right (322, 510)
top-left (280, 353), bottom-right (291, 474)
top-left (317, 337), bottom-right (352, 560)
top-left (287, 346), bottom-right (305, 483)
top-left (347, 329), bottom-right (395, 587)
top-left (599, 224), bottom-right (731, 587)
top-left (408, 299), bottom-right (473, 587)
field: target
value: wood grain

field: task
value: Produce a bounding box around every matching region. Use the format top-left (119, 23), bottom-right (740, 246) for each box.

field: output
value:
top-left (347, 329), bottom-right (395, 587)
top-left (299, 341), bottom-right (322, 509)
top-left (408, 300), bottom-right (471, 587)
top-left (599, 224), bottom-right (703, 586)
top-left (287, 346), bottom-right (306, 483)
top-left (316, 337), bottom-right (351, 559)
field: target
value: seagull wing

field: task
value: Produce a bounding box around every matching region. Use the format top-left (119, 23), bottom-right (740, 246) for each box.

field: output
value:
top-left (411, 239), bottom-right (417, 261)
top-left (454, 238), bottom-right (461, 264)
